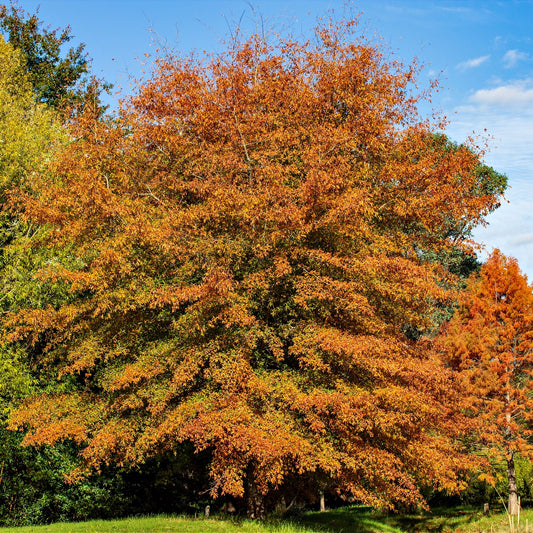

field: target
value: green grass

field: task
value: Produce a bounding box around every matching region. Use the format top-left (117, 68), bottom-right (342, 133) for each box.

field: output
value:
top-left (2, 506), bottom-right (533, 533)
top-left (0, 515), bottom-right (311, 533)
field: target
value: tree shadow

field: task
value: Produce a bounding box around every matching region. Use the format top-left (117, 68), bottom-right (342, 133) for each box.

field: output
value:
top-left (284, 505), bottom-right (481, 533)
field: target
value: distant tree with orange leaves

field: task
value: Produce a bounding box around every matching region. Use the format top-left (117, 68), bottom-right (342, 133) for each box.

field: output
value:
top-left (6, 13), bottom-right (505, 518)
top-left (442, 250), bottom-right (533, 515)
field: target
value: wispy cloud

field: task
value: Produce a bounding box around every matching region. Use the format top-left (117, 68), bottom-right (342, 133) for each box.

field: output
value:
top-left (469, 79), bottom-right (533, 107)
top-left (510, 233), bottom-right (533, 247)
top-left (440, 6), bottom-right (475, 14)
top-left (382, 3), bottom-right (492, 22)
top-left (503, 49), bottom-right (529, 68)
top-left (456, 55), bottom-right (490, 71)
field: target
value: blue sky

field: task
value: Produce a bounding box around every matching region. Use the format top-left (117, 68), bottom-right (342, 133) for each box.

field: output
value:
top-left (14, 0), bottom-right (533, 278)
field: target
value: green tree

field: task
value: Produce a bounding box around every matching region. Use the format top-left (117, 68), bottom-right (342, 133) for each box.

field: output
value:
top-left (0, 1), bottom-right (96, 109)
top-left (410, 134), bottom-right (508, 336)
top-left (0, 31), bottom-right (66, 299)
top-left (0, 33), bottom-right (64, 185)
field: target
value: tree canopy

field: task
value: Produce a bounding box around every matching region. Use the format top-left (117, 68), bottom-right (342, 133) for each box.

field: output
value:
top-left (6, 15), bottom-right (505, 517)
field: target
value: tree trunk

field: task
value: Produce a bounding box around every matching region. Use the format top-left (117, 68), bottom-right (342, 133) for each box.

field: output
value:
top-left (508, 452), bottom-right (520, 516)
top-left (505, 384), bottom-right (519, 516)
top-left (319, 490), bottom-right (326, 512)
top-left (245, 467), bottom-right (266, 520)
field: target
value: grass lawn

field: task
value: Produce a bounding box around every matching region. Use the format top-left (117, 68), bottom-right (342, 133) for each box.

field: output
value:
top-left (0, 515), bottom-right (305, 533)
top-left (2, 505), bottom-right (533, 533)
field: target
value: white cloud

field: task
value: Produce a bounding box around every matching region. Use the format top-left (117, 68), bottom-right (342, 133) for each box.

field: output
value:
top-left (503, 49), bottom-right (529, 68)
top-left (469, 80), bottom-right (533, 107)
top-left (456, 55), bottom-right (490, 71)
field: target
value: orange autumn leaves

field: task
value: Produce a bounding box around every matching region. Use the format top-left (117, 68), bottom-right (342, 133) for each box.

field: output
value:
top-left (5, 16), bottom-right (508, 511)
top-left (443, 250), bottom-right (533, 461)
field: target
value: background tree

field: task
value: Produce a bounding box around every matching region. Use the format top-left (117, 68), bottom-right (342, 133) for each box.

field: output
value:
top-left (7, 15), bottom-right (504, 518)
top-left (0, 1), bottom-right (106, 110)
top-left (393, 133), bottom-right (507, 339)
top-left (441, 250), bottom-right (533, 515)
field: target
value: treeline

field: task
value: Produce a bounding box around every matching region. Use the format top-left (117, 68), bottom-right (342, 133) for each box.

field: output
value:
top-left (0, 1), bottom-right (531, 526)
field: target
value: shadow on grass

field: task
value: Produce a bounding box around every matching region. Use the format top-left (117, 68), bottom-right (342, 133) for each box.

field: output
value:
top-left (285, 505), bottom-right (482, 533)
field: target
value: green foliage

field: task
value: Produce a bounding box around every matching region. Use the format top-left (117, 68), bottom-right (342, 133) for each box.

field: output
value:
top-left (0, 431), bottom-right (207, 526)
top-left (458, 456), bottom-right (533, 507)
top-left (0, 345), bottom-right (32, 413)
top-left (0, 231), bottom-right (87, 314)
top-left (0, 431), bottom-right (115, 526)
top-left (0, 1), bottom-right (89, 108)
top-left (0, 34), bottom-right (64, 194)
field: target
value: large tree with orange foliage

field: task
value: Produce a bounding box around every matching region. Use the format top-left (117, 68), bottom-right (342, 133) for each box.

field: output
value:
top-left (442, 250), bottom-right (533, 515)
top-left (6, 15), bottom-right (504, 517)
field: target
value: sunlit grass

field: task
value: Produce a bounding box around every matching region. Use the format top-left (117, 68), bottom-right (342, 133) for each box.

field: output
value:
top-left (3, 505), bottom-right (533, 532)
top-left (0, 514), bottom-right (316, 533)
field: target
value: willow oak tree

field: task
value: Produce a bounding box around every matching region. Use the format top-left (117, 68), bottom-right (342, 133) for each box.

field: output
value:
top-left (7, 18), bottom-right (504, 518)
top-left (441, 250), bottom-right (533, 515)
